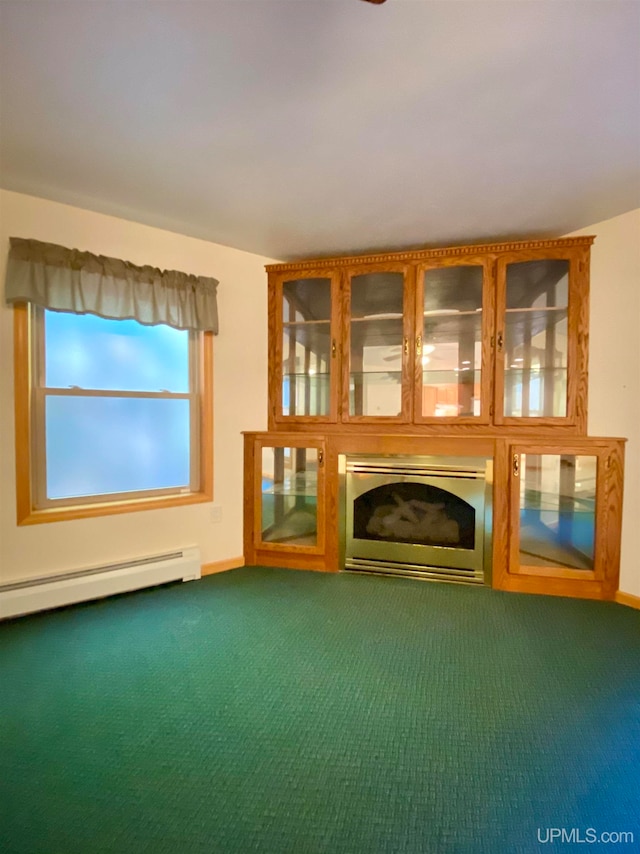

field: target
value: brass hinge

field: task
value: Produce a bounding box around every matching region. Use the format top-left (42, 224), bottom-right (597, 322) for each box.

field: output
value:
top-left (513, 454), bottom-right (520, 477)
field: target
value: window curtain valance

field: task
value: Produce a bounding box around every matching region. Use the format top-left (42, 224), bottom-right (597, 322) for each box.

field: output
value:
top-left (5, 237), bottom-right (219, 333)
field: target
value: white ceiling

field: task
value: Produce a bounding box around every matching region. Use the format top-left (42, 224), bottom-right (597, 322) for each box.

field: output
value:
top-left (1, 0), bottom-right (639, 261)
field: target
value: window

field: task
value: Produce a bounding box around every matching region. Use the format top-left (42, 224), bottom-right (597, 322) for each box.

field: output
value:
top-left (14, 304), bottom-right (213, 524)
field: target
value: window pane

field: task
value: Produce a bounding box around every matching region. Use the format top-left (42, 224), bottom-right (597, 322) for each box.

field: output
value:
top-left (45, 397), bottom-right (191, 499)
top-left (44, 311), bottom-right (190, 393)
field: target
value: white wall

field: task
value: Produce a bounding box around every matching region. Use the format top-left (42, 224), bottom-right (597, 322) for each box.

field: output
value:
top-left (0, 190), bottom-right (274, 582)
top-left (568, 209), bottom-right (640, 596)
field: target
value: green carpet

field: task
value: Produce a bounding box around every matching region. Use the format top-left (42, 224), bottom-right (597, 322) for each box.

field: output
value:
top-left (1, 566), bottom-right (639, 853)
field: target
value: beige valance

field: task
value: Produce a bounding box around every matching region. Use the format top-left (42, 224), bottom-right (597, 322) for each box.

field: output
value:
top-left (5, 237), bottom-right (219, 333)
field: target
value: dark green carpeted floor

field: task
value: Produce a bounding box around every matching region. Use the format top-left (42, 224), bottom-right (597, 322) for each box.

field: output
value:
top-left (1, 566), bottom-right (639, 854)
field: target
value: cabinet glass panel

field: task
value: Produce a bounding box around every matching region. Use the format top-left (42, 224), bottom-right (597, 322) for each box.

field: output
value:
top-left (349, 272), bottom-right (404, 417)
top-left (261, 447), bottom-right (318, 546)
top-left (519, 453), bottom-right (596, 570)
top-left (282, 279), bottom-right (332, 417)
top-left (504, 260), bottom-right (569, 418)
top-left (422, 266), bottom-right (483, 417)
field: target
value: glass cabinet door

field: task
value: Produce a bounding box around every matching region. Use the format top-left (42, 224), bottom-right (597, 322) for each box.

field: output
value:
top-left (509, 440), bottom-right (615, 581)
top-left (516, 453), bottom-right (595, 571)
top-left (257, 443), bottom-right (324, 553)
top-left (495, 253), bottom-right (585, 426)
top-left (274, 274), bottom-right (338, 421)
top-left (415, 261), bottom-right (492, 423)
top-left (343, 268), bottom-right (412, 422)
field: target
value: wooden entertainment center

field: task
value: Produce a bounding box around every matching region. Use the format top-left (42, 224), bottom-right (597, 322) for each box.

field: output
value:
top-left (243, 236), bottom-right (625, 600)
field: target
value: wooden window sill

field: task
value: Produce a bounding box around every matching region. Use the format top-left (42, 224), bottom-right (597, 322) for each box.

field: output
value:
top-left (17, 490), bottom-right (212, 526)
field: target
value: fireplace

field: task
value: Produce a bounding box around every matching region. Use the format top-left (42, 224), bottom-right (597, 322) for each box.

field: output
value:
top-left (340, 455), bottom-right (492, 584)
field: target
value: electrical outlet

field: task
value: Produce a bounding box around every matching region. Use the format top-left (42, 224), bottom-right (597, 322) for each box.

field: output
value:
top-left (211, 504), bottom-right (223, 523)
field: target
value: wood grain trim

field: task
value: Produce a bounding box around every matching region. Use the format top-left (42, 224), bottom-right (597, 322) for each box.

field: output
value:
top-left (267, 273), bottom-right (279, 429)
top-left (600, 441), bottom-right (625, 598)
top-left (250, 552), bottom-right (332, 572)
top-left (14, 304), bottom-right (32, 525)
top-left (402, 265), bottom-right (416, 422)
top-left (257, 422), bottom-right (602, 436)
top-left (201, 557), bottom-right (244, 575)
top-left (491, 439), bottom-right (511, 590)
top-left (339, 267), bottom-right (351, 423)
top-left (573, 247), bottom-right (590, 435)
top-left (265, 236), bottom-right (595, 272)
top-left (17, 491), bottom-right (213, 525)
top-left (331, 270), bottom-right (343, 424)
top-left (516, 565), bottom-right (597, 580)
top-left (615, 591), bottom-right (640, 610)
top-left (498, 574), bottom-right (605, 600)
top-left (14, 308), bottom-right (214, 525)
top-left (200, 331), bottom-right (214, 500)
top-left (243, 433), bottom-right (257, 565)
top-left (492, 257), bottom-right (507, 425)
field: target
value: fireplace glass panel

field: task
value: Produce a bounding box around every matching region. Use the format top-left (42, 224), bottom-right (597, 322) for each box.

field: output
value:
top-left (349, 273), bottom-right (405, 417)
top-left (422, 266), bottom-right (484, 418)
top-left (261, 447), bottom-right (318, 546)
top-left (504, 260), bottom-right (569, 418)
top-left (353, 482), bottom-right (476, 550)
top-left (519, 453), bottom-right (596, 570)
top-left (282, 279), bottom-right (332, 417)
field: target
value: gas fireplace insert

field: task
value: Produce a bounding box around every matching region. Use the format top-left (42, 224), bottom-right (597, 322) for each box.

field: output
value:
top-left (340, 455), bottom-right (492, 584)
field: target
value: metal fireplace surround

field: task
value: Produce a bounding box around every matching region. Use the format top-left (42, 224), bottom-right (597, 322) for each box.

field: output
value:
top-left (339, 455), bottom-right (493, 585)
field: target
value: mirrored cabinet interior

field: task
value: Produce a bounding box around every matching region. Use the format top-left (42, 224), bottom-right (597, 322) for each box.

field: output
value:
top-left (344, 267), bottom-right (412, 422)
top-left (278, 275), bottom-right (336, 420)
top-left (495, 250), bottom-right (587, 427)
top-left (416, 259), bottom-right (492, 424)
top-left (249, 236), bottom-right (625, 600)
top-left (515, 451), bottom-right (597, 573)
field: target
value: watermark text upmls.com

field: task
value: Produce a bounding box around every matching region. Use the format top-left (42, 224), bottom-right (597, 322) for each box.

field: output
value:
top-left (537, 828), bottom-right (634, 845)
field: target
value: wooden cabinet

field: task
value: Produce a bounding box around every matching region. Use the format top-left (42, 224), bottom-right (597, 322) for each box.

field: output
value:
top-left (267, 237), bottom-right (591, 433)
top-left (269, 269), bottom-right (340, 423)
top-left (243, 434), bottom-right (329, 571)
top-left (341, 263), bottom-right (414, 424)
top-left (414, 254), bottom-right (493, 425)
top-left (493, 245), bottom-right (589, 429)
top-left (492, 438), bottom-right (624, 599)
top-left (249, 234), bottom-right (625, 601)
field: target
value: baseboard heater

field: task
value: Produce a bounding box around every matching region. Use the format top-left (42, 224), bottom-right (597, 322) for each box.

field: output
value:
top-left (0, 547), bottom-right (201, 620)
